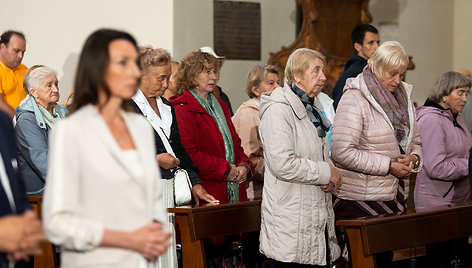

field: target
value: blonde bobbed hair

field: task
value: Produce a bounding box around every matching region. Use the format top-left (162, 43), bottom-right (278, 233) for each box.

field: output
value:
top-left (368, 41), bottom-right (409, 79)
top-left (284, 48), bottom-right (325, 85)
top-left (245, 65), bottom-right (280, 98)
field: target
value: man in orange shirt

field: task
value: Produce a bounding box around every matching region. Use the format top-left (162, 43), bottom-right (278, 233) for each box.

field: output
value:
top-left (0, 31), bottom-right (28, 118)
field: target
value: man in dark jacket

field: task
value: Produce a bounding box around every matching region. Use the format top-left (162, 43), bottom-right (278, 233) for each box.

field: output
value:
top-left (0, 110), bottom-right (44, 267)
top-left (332, 24), bottom-right (379, 110)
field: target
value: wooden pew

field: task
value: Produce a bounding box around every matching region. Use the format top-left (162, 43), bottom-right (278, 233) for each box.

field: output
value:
top-left (168, 200), bottom-right (261, 268)
top-left (28, 195), bottom-right (58, 268)
top-left (336, 204), bottom-right (472, 268)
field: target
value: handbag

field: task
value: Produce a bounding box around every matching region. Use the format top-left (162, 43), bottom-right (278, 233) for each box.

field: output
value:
top-left (173, 168), bottom-right (193, 206)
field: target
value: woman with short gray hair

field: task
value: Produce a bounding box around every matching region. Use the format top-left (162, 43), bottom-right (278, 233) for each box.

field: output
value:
top-left (258, 48), bottom-right (341, 267)
top-left (415, 71), bottom-right (472, 267)
top-left (15, 65), bottom-right (67, 194)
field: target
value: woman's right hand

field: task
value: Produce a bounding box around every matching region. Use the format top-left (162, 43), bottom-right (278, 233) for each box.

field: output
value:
top-left (131, 222), bottom-right (171, 259)
top-left (156, 153), bottom-right (180, 170)
top-left (389, 161), bottom-right (413, 178)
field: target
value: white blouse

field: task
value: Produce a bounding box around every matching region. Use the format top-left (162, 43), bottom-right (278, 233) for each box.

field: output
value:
top-left (132, 90), bottom-right (175, 156)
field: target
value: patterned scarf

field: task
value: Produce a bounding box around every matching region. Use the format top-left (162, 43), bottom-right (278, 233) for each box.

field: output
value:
top-left (289, 84), bottom-right (332, 138)
top-left (189, 89), bottom-right (239, 203)
top-left (362, 66), bottom-right (410, 152)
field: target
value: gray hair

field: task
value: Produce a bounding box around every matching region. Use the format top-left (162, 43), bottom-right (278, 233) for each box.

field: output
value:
top-left (23, 65), bottom-right (57, 94)
top-left (285, 48), bottom-right (325, 85)
top-left (429, 71), bottom-right (472, 103)
top-left (368, 41), bottom-right (409, 79)
top-left (138, 46), bottom-right (171, 73)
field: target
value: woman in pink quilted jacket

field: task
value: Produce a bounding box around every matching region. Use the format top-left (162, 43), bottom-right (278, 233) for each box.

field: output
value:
top-left (232, 65), bottom-right (280, 200)
top-left (331, 41), bottom-right (422, 267)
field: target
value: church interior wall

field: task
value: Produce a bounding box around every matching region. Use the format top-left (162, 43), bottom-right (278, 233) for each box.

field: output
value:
top-left (0, 0), bottom-right (470, 109)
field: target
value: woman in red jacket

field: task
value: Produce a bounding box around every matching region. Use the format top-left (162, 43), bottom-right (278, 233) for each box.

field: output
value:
top-left (171, 51), bottom-right (252, 204)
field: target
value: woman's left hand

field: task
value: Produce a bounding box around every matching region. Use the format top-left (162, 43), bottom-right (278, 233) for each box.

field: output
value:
top-left (191, 184), bottom-right (220, 206)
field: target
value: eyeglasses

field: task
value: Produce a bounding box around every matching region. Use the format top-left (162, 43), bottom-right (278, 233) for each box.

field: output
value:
top-left (453, 88), bottom-right (470, 98)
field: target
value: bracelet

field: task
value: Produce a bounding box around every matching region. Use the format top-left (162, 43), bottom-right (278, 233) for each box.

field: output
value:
top-left (412, 154), bottom-right (420, 169)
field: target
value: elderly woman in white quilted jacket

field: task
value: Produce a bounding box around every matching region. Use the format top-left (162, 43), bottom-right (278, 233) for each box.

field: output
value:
top-left (259, 48), bottom-right (341, 268)
top-left (331, 41), bottom-right (422, 267)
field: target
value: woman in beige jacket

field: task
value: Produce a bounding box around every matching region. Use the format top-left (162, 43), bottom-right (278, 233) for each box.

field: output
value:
top-left (259, 48), bottom-right (341, 267)
top-left (331, 41), bottom-right (422, 267)
top-left (232, 65), bottom-right (280, 200)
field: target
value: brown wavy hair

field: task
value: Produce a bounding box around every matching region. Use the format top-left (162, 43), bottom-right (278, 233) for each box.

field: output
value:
top-left (176, 51), bottom-right (219, 95)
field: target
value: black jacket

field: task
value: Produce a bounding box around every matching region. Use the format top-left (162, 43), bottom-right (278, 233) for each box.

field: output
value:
top-left (0, 110), bottom-right (31, 265)
top-left (129, 98), bottom-right (201, 186)
top-left (332, 54), bottom-right (368, 110)
top-left (216, 86), bottom-right (234, 116)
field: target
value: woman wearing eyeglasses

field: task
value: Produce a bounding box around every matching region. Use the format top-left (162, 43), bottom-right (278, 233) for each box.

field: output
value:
top-left (415, 71), bottom-right (472, 267)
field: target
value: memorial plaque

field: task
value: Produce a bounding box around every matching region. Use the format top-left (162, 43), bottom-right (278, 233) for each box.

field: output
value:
top-left (214, 0), bottom-right (261, 60)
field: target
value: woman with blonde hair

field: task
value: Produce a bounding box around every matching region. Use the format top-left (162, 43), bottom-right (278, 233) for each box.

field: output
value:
top-left (331, 41), bottom-right (422, 266)
top-left (259, 48), bottom-right (341, 267)
top-left (232, 65), bottom-right (280, 200)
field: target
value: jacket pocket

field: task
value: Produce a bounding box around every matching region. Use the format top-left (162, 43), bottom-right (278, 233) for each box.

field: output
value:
top-left (275, 179), bottom-right (295, 205)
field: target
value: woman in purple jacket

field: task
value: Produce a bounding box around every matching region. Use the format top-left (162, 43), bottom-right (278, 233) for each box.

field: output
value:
top-left (415, 71), bottom-right (472, 267)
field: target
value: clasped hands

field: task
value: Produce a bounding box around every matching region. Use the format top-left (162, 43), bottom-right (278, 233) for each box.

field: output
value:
top-left (226, 164), bottom-right (248, 184)
top-left (389, 154), bottom-right (418, 178)
top-left (320, 167), bottom-right (342, 193)
top-left (132, 222), bottom-right (171, 260)
top-left (0, 210), bottom-right (46, 261)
